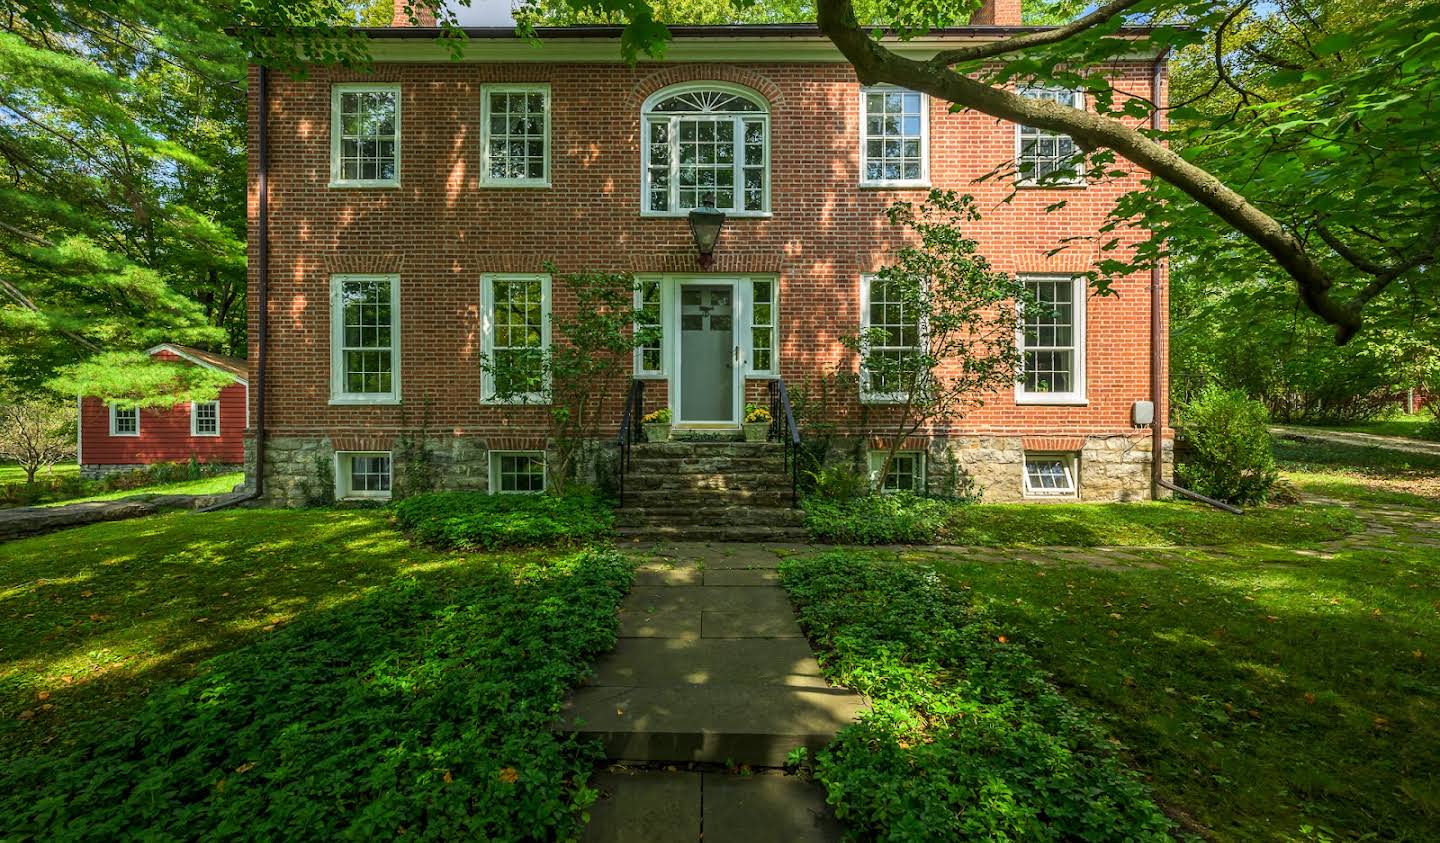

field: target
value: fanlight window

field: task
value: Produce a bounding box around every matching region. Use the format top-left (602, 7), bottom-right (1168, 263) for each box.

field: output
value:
top-left (642, 85), bottom-right (770, 215)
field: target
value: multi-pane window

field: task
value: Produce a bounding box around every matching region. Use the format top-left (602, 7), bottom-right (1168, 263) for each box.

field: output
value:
top-left (338, 452), bottom-right (392, 499)
top-left (636, 280), bottom-right (663, 376)
top-left (332, 275), bottom-right (399, 402)
top-left (750, 278), bottom-right (777, 375)
top-left (870, 451), bottom-right (924, 494)
top-left (1023, 453), bottom-right (1077, 496)
top-left (861, 88), bottom-right (927, 185)
top-left (191, 401), bottom-right (219, 436)
top-left (1016, 88), bottom-right (1084, 184)
top-left (491, 451), bottom-right (546, 494)
top-left (483, 274), bottom-right (549, 403)
top-left (109, 405), bottom-right (139, 436)
top-left (331, 85), bottom-right (400, 186)
top-left (1018, 276), bottom-right (1084, 401)
top-left (481, 85), bottom-right (549, 186)
top-left (861, 274), bottom-right (923, 400)
top-left (643, 86), bottom-right (769, 215)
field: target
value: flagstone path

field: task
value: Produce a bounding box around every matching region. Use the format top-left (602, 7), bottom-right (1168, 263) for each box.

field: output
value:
top-left (569, 541), bottom-right (862, 842)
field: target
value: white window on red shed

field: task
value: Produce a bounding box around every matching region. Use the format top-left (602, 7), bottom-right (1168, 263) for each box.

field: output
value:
top-left (191, 400), bottom-right (220, 436)
top-left (109, 405), bottom-right (139, 436)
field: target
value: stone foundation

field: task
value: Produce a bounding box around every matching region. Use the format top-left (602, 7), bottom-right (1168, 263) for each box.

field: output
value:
top-left (249, 432), bottom-right (1168, 507)
top-left (813, 433), bottom-right (1172, 503)
top-left (81, 463), bottom-right (244, 480)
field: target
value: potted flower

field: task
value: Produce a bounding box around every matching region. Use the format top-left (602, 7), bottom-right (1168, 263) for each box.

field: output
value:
top-left (642, 408), bottom-right (672, 442)
top-left (743, 404), bottom-right (773, 443)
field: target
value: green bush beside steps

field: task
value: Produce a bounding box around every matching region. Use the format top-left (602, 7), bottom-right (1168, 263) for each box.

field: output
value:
top-left (392, 491), bottom-right (615, 550)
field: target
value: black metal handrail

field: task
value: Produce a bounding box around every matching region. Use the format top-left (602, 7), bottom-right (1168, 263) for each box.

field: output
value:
top-left (767, 379), bottom-right (801, 507)
top-left (616, 379), bottom-right (645, 507)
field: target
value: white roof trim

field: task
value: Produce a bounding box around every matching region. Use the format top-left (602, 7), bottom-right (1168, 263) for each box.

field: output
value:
top-left (144, 343), bottom-right (248, 385)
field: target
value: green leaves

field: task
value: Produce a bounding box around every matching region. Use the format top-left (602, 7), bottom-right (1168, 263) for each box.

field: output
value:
top-left (392, 491), bottom-right (616, 549)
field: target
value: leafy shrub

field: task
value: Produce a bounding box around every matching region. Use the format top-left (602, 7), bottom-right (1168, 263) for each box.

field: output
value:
top-left (780, 553), bottom-right (1172, 841)
top-left (1176, 386), bottom-right (1279, 505)
top-left (804, 491), bottom-right (949, 544)
top-left (1, 548), bottom-right (634, 840)
top-left (806, 464), bottom-right (872, 502)
top-left (393, 491), bottom-right (614, 550)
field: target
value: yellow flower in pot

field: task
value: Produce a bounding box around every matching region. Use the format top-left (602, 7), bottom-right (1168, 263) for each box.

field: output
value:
top-left (641, 408), bottom-right (672, 442)
top-left (742, 404), bottom-right (773, 443)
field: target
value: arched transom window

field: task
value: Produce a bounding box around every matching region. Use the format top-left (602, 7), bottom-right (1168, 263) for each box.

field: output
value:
top-left (642, 84), bottom-right (770, 216)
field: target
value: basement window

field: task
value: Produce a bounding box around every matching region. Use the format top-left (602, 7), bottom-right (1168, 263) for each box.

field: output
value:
top-left (1022, 453), bottom-right (1077, 497)
top-left (869, 450), bottom-right (924, 494)
top-left (337, 452), bottom-right (392, 500)
top-left (491, 451), bottom-right (546, 494)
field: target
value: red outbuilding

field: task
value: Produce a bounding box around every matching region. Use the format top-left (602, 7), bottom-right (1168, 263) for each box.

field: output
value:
top-left (77, 344), bottom-right (249, 478)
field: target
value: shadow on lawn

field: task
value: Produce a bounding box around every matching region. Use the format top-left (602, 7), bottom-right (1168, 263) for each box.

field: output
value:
top-left (935, 539), bottom-right (1440, 840)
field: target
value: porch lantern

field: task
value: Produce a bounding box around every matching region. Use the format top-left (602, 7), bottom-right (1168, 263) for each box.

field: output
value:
top-left (688, 203), bottom-right (727, 269)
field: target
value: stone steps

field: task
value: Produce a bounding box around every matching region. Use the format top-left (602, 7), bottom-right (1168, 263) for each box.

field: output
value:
top-left (617, 441), bottom-right (801, 541)
top-left (618, 524), bottom-right (809, 543)
top-left (617, 506), bottom-right (805, 528)
top-left (622, 488), bottom-right (795, 507)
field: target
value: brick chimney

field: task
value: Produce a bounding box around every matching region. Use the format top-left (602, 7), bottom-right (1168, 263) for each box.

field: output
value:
top-left (970, 0), bottom-right (1022, 25)
top-left (391, 0), bottom-right (438, 27)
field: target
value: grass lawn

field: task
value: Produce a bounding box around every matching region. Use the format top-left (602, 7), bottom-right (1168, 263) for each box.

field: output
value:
top-left (0, 508), bottom-right (632, 838)
top-left (0, 462), bottom-right (78, 483)
top-left (34, 471), bottom-right (243, 506)
top-left (1296, 412), bottom-right (1436, 441)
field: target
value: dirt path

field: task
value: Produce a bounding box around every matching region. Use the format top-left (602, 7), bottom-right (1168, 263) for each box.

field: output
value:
top-left (1272, 425), bottom-right (1440, 458)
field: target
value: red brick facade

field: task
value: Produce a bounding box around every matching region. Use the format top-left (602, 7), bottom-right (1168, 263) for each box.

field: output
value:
top-left (246, 29), bottom-right (1169, 500)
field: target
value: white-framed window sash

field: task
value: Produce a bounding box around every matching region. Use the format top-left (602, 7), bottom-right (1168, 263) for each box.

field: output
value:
top-left (109, 405), bottom-right (139, 436)
top-left (489, 450), bottom-right (547, 494)
top-left (1015, 87), bottom-right (1086, 187)
top-left (335, 451), bottom-right (393, 500)
top-left (640, 83), bottom-right (771, 218)
top-left (190, 400), bottom-right (220, 436)
top-left (631, 275), bottom-right (778, 379)
top-left (869, 450), bottom-right (925, 493)
top-left (481, 273), bottom-right (552, 404)
top-left (1015, 274), bottom-right (1087, 405)
top-left (330, 83), bottom-right (401, 188)
top-left (330, 274), bottom-right (401, 405)
top-left (1023, 452), bottom-right (1079, 497)
top-left (859, 86), bottom-right (929, 187)
top-left (480, 84), bottom-right (551, 188)
top-left (859, 273), bottom-right (927, 403)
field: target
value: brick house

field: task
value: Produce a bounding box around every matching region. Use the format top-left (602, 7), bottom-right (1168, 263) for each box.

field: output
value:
top-left (245, 2), bottom-right (1172, 510)
top-left (78, 344), bottom-right (248, 478)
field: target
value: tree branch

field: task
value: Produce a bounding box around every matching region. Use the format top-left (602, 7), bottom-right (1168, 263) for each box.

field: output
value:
top-left (816, 0), bottom-right (1369, 342)
top-left (928, 0), bottom-right (1150, 67)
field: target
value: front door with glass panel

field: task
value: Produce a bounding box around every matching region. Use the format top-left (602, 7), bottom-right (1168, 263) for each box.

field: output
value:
top-left (678, 284), bottom-right (737, 424)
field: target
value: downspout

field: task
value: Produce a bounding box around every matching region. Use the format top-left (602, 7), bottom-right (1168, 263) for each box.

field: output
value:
top-left (1146, 47), bottom-right (1243, 516)
top-left (201, 64), bottom-right (268, 512)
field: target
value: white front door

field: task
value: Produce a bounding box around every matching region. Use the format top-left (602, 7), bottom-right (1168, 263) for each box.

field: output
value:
top-left (674, 279), bottom-right (744, 425)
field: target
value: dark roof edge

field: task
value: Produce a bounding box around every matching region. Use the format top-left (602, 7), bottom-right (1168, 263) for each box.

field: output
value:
top-left (356, 23), bottom-right (1158, 39)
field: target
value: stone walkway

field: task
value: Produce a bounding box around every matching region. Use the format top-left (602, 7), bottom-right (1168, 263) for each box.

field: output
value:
top-left (569, 542), bottom-right (865, 842)
top-left (0, 492), bottom-right (247, 542)
top-left (1272, 424), bottom-right (1440, 457)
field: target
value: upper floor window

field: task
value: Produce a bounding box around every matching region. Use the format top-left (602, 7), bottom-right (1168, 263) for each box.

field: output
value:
top-left (1016, 275), bottom-right (1086, 404)
top-left (1016, 88), bottom-right (1084, 186)
top-left (481, 84), bottom-right (550, 187)
top-left (860, 87), bottom-right (928, 186)
top-left (642, 84), bottom-right (769, 216)
top-left (109, 405), bottom-right (139, 436)
top-left (331, 84), bottom-right (400, 188)
top-left (331, 274), bottom-right (401, 404)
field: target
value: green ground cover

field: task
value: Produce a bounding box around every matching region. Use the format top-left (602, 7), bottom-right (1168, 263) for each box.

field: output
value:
top-left (1296, 412), bottom-right (1437, 441)
top-left (0, 509), bottom-right (632, 839)
top-left (35, 471), bottom-right (243, 506)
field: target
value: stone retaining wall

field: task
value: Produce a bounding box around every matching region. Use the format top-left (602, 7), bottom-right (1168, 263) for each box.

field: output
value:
top-left (80, 463), bottom-right (244, 480)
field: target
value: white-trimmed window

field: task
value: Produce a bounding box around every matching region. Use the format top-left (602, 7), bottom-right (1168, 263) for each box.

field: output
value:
top-left (330, 84), bottom-right (400, 187)
top-left (634, 279), bottom-right (664, 376)
top-left (860, 273), bottom-right (923, 402)
top-left (481, 84), bottom-right (550, 187)
top-left (331, 275), bottom-right (400, 404)
top-left (749, 277), bottom-right (777, 376)
top-left (336, 451), bottom-right (392, 500)
top-left (191, 401), bottom-right (220, 437)
top-left (490, 451), bottom-right (546, 494)
top-left (482, 273), bottom-right (551, 403)
top-left (642, 84), bottom-right (770, 216)
top-left (109, 405), bottom-right (139, 436)
top-left (1023, 452), bottom-right (1078, 497)
top-left (1017, 275), bottom-right (1086, 404)
top-left (869, 450), bottom-right (924, 493)
top-left (1016, 87), bottom-right (1084, 185)
top-left (860, 87), bottom-right (928, 186)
